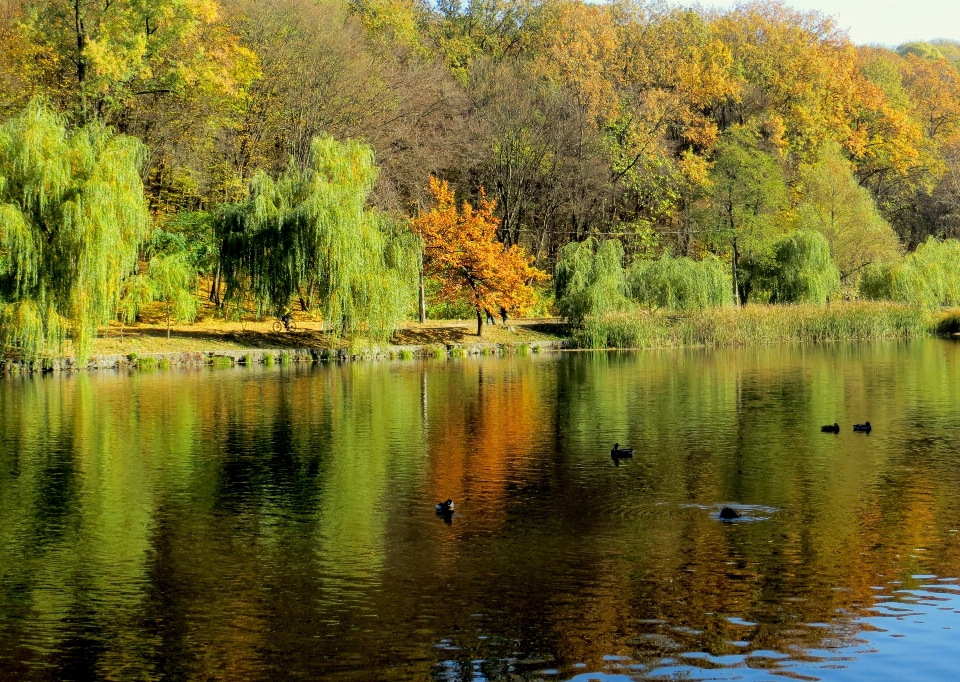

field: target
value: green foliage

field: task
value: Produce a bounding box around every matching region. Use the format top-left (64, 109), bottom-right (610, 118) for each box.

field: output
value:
top-left (137, 357), bottom-right (158, 370)
top-left (699, 127), bottom-right (788, 303)
top-left (117, 274), bottom-right (154, 328)
top-left (575, 303), bottom-right (931, 349)
top-left (860, 238), bottom-right (960, 308)
top-left (0, 100), bottom-right (150, 360)
top-left (795, 141), bottom-right (900, 287)
top-left (936, 309), bottom-right (960, 335)
top-left (897, 42), bottom-right (945, 61)
top-left (216, 136), bottom-right (419, 342)
top-left (425, 276), bottom-right (475, 319)
top-left (766, 230), bottom-right (841, 304)
top-left (554, 238), bottom-right (631, 325)
top-left (166, 211), bottom-right (219, 276)
top-left (628, 255), bottom-right (731, 311)
top-left (148, 251), bottom-right (199, 337)
top-left (264, 353), bottom-right (275, 367)
top-left (399, 349), bottom-right (414, 360)
top-left (116, 229), bottom-right (200, 337)
top-left (210, 356), bottom-right (233, 368)
top-left (280, 352), bottom-right (291, 365)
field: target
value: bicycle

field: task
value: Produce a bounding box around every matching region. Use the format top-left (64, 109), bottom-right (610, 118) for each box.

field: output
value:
top-left (272, 317), bottom-right (298, 333)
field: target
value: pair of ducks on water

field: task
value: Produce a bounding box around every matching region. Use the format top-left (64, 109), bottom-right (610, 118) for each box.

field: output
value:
top-left (614, 420), bottom-right (872, 457)
top-left (822, 421), bottom-right (872, 433)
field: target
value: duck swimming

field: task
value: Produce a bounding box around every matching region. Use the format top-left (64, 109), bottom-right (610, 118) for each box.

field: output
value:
top-left (853, 421), bottom-right (872, 432)
top-left (718, 507), bottom-right (742, 520)
top-left (611, 443), bottom-right (634, 458)
top-left (435, 499), bottom-right (455, 514)
top-left (820, 423), bottom-right (840, 433)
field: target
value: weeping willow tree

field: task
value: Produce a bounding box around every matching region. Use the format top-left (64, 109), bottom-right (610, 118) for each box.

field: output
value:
top-left (0, 101), bottom-right (150, 360)
top-left (554, 238), bottom-right (632, 325)
top-left (765, 230), bottom-right (841, 304)
top-left (216, 136), bottom-right (419, 341)
top-left (628, 255), bottom-right (731, 311)
top-left (860, 238), bottom-right (960, 308)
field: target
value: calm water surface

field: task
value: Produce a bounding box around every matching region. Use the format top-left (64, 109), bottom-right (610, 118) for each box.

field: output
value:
top-left (2, 341), bottom-right (960, 681)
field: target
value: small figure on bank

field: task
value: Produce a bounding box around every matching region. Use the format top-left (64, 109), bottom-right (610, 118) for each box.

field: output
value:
top-left (500, 307), bottom-right (508, 325)
top-left (485, 309), bottom-right (496, 326)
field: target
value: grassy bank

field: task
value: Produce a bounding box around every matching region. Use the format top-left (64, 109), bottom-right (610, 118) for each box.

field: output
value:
top-left (574, 302), bottom-right (948, 349)
top-left (78, 317), bottom-right (566, 357)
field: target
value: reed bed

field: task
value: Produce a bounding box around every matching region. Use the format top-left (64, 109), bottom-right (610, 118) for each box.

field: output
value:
top-left (574, 302), bottom-right (935, 349)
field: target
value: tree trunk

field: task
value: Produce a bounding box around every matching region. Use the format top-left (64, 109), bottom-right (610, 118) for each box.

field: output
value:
top-left (476, 308), bottom-right (484, 337)
top-left (166, 306), bottom-right (171, 339)
top-left (418, 265), bottom-right (426, 324)
top-left (731, 236), bottom-right (741, 307)
top-left (210, 264), bottom-right (221, 305)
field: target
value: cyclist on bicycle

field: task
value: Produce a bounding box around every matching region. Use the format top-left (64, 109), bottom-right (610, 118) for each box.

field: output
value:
top-left (280, 304), bottom-right (293, 331)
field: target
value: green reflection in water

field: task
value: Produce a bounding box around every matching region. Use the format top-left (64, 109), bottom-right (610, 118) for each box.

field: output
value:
top-left (0, 342), bottom-right (959, 681)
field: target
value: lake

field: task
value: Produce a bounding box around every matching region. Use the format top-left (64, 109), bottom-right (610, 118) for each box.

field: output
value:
top-left (1, 340), bottom-right (960, 681)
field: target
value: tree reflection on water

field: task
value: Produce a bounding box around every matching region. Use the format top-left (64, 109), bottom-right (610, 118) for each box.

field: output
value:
top-left (1, 340), bottom-right (959, 681)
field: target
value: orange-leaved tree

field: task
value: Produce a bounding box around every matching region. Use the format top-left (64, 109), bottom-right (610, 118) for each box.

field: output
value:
top-left (412, 177), bottom-right (548, 336)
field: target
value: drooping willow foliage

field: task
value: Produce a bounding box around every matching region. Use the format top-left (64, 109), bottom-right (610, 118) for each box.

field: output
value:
top-left (216, 136), bottom-right (419, 341)
top-left (628, 255), bottom-right (731, 311)
top-left (860, 238), bottom-right (960, 308)
top-left (554, 238), bottom-right (631, 325)
top-left (765, 230), bottom-right (841, 304)
top-left (0, 100), bottom-right (150, 360)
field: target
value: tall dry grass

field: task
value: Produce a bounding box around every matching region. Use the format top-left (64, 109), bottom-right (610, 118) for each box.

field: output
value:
top-left (574, 302), bottom-right (936, 349)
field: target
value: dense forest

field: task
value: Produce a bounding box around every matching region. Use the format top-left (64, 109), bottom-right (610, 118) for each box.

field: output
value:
top-left (3, 0), bottom-right (960, 358)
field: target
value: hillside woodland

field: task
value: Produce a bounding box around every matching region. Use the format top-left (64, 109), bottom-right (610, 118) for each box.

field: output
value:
top-left (3, 0), bottom-right (960, 357)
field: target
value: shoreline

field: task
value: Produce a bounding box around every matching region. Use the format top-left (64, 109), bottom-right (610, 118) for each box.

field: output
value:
top-left (4, 302), bottom-right (959, 375)
top-left (0, 339), bottom-right (573, 374)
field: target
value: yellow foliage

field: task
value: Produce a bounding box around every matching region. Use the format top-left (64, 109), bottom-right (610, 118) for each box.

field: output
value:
top-left (412, 178), bottom-right (549, 323)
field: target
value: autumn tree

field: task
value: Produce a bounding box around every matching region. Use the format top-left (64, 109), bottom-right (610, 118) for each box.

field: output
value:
top-left (413, 177), bottom-right (548, 336)
top-left (23, 0), bottom-right (249, 120)
top-left (467, 58), bottom-right (608, 254)
top-left (221, 0), bottom-right (463, 212)
top-left (0, 1), bottom-right (49, 118)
